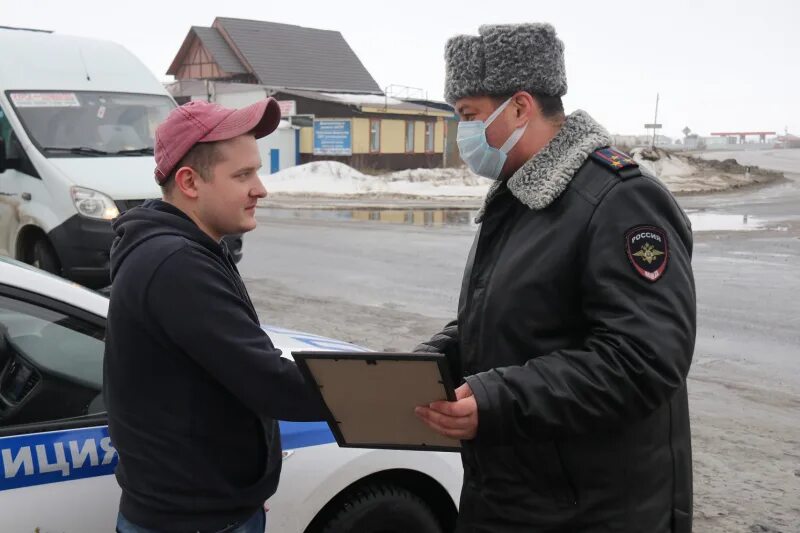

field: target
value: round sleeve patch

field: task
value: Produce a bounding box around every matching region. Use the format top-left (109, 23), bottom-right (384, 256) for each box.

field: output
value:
top-left (625, 226), bottom-right (669, 282)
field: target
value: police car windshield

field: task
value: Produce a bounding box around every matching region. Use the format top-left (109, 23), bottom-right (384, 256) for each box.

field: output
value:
top-left (7, 91), bottom-right (174, 158)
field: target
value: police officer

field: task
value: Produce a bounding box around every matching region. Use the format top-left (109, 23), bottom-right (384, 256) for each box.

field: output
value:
top-left (415, 23), bottom-right (695, 532)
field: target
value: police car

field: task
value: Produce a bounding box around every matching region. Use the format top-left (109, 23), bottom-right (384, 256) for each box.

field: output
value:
top-left (0, 257), bottom-right (462, 532)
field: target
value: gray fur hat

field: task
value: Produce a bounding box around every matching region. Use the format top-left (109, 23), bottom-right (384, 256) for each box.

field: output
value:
top-left (444, 23), bottom-right (567, 104)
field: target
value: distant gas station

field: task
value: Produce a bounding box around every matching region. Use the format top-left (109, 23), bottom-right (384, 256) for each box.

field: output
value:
top-left (710, 131), bottom-right (776, 144)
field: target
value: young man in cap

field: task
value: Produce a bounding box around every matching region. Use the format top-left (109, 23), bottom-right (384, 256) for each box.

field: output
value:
top-left (415, 24), bottom-right (695, 532)
top-left (104, 99), bottom-right (323, 533)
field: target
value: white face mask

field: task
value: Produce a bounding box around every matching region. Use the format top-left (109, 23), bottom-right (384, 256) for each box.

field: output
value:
top-left (456, 98), bottom-right (528, 180)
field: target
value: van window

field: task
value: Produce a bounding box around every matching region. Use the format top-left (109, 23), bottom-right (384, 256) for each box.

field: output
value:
top-left (7, 91), bottom-right (174, 157)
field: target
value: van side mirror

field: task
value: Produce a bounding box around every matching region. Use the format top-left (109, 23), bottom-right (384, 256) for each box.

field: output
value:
top-left (0, 138), bottom-right (20, 173)
top-left (0, 138), bottom-right (6, 173)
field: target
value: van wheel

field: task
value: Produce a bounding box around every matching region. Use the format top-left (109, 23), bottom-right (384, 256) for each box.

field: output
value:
top-left (31, 237), bottom-right (60, 275)
top-left (320, 483), bottom-right (442, 533)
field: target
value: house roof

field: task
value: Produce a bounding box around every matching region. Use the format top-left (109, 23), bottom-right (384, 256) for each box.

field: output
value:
top-left (191, 26), bottom-right (247, 75)
top-left (278, 89), bottom-right (452, 116)
top-left (167, 17), bottom-right (382, 94)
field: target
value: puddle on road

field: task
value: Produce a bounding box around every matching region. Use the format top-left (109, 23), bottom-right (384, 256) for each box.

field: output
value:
top-left (264, 207), bottom-right (769, 232)
top-left (686, 212), bottom-right (766, 232)
top-left (264, 207), bottom-right (478, 227)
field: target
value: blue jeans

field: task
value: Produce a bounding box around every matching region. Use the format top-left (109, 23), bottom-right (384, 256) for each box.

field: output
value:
top-left (116, 508), bottom-right (266, 533)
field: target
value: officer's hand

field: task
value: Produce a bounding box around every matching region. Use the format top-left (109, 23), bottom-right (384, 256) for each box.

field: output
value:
top-left (415, 383), bottom-right (478, 440)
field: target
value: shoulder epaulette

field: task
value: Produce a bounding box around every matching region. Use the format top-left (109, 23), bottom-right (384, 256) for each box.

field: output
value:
top-left (590, 147), bottom-right (641, 179)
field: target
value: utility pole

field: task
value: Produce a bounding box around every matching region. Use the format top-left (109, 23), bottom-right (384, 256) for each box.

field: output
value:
top-left (652, 93), bottom-right (660, 148)
top-left (644, 93), bottom-right (662, 149)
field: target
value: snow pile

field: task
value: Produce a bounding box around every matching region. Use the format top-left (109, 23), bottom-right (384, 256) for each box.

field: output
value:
top-left (386, 167), bottom-right (485, 185)
top-left (632, 148), bottom-right (696, 179)
top-left (263, 161), bottom-right (371, 195)
top-left (631, 147), bottom-right (711, 192)
top-left (630, 147), bottom-right (780, 193)
top-left (264, 161), bottom-right (493, 198)
top-left (382, 167), bottom-right (494, 197)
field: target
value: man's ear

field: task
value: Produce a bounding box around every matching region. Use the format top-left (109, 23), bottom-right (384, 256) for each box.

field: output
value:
top-left (174, 166), bottom-right (201, 199)
top-left (513, 92), bottom-right (537, 125)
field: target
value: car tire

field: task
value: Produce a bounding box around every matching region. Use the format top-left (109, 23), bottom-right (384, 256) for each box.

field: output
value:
top-left (31, 237), bottom-right (60, 275)
top-left (320, 483), bottom-right (443, 533)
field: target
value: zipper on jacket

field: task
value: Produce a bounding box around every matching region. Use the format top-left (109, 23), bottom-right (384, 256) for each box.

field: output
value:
top-left (554, 443), bottom-right (579, 507)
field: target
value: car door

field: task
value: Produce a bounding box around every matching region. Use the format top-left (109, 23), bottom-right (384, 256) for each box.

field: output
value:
top-left (0, 284), bottom-right (117, 532)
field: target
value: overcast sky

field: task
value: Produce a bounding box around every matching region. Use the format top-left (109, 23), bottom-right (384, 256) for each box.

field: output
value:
top-left (3, 0), bottom-right (797, 139)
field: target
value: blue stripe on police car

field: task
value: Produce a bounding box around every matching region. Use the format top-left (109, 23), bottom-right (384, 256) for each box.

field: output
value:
top-left (0, 426), bottom-right (117, 492)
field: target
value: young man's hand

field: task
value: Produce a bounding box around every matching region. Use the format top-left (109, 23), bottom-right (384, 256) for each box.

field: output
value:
top-left (415, 383), bottom-right (478, 440)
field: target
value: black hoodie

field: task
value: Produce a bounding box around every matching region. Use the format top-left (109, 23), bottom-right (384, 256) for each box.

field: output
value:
top-left (104, 200), bottom-right (323, 532)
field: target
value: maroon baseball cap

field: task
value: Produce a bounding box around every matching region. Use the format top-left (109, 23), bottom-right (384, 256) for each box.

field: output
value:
top-left (154, 98), bottom-right (281, 184)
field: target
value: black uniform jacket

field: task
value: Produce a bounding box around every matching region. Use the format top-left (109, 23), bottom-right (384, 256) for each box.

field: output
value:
top-left (417, 111), bottom-right (696, 533)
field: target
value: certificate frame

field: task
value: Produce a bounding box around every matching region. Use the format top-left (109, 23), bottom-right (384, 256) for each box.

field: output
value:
top-left (292, 351), bottom-right (461, 452)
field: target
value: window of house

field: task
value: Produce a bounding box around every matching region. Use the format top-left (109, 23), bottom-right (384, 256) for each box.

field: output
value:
top-left (370, 119), bottom-right (381, 153)
top-left (405, 121), bottom-right (415, 153)
top-left (425, 122), bottom-right (435, 153)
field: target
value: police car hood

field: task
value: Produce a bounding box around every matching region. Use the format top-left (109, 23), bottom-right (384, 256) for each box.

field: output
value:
top-left (262, 325), bottom-right (368, 357)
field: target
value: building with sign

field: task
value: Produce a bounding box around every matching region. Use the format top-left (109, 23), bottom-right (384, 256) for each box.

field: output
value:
top-left (165, 17), bottom-right (456, 171)
top-left (272, 89), bottom-right (453, 170)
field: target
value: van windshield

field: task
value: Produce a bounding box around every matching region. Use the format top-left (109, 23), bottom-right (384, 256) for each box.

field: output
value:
top-left (7, 91), bottom-right (174, 157)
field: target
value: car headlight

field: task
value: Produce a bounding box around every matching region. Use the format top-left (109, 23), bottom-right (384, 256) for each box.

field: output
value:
top-left (71, 187), bottom-right (119, 220)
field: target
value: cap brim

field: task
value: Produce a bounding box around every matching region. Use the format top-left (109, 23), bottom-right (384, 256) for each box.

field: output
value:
top-left (200, 98), bottom-right (282, 143)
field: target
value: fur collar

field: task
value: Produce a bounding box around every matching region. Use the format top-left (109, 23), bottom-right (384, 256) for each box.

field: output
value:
top-left (477, 110), bottom-right (611, 221)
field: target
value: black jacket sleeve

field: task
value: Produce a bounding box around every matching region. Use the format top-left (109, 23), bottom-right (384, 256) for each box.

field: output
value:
top-left (466, 176), bottom-right (696, 442)
top-left (414, 320), bottom-right (459, 353)
top-left (146, 245), bottom-right (325, 422)
top-left (414, 320), bottom-right (461, 382)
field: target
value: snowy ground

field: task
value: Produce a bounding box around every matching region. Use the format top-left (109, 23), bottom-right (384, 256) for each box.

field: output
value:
top-left (262, 161), bottom-right (493, 199)
top-left (262, 151), bottom-right (784, 204)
